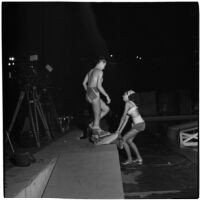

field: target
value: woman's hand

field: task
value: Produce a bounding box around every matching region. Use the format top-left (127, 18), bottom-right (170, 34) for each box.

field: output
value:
top-left (115, 130), bottom-right (121, 136)
top-left (118, 134), bottom-right (122, 139)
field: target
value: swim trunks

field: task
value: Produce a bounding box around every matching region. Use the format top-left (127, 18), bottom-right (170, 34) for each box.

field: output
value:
top-left (86, 87), bottom-right (99, 103)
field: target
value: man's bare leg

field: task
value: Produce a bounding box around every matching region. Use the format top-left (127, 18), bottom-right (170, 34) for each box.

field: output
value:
top-left (91, 98), bottom-right (101, 129)
top-left (100, 99), bottom-right (110, 119)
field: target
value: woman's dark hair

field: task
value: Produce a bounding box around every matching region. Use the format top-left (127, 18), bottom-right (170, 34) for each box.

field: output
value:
top-left (128, 92), bottom-right (135, 102)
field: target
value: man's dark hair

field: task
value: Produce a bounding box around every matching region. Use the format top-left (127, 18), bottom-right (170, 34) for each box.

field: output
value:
top-left (98, 58), bottom-right (106, 64)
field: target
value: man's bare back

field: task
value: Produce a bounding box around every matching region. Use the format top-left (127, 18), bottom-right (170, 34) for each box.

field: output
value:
top-left (87, 69), bottom-right (102, 88)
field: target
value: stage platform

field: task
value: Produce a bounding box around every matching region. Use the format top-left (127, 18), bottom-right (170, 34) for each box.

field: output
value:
top-left (5, 129), bottom-right (124, 198)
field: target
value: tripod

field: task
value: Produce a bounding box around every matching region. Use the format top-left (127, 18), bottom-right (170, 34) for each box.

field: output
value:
top-left (6, 84), bottom-right (52, 149)
top-left (42, 89), bottom-right (63, 135)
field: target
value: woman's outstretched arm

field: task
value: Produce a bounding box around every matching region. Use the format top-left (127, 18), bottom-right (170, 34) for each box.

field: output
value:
top-left (116, 102), bottom-right (130, 134)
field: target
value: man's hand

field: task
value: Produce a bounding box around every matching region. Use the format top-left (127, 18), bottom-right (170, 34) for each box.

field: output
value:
top-left (106, 96), bottom-right (111, 104)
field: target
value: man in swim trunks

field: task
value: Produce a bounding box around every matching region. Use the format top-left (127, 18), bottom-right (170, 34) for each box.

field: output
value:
top-left (82, 59), bottom-right (111, 131)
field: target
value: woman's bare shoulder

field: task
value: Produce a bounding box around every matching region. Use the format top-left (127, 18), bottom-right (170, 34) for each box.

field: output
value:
top-left (125, 101), bottom-right (132, 108)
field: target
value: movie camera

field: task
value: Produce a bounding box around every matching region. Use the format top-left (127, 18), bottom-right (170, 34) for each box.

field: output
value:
top-left (8, 54), bottom-right (53, 88)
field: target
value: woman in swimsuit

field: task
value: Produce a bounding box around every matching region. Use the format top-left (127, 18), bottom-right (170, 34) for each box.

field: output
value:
top-left (82, 59), bottom-right (111, 132)
top-left (116, 90), bottom-right (145, 165)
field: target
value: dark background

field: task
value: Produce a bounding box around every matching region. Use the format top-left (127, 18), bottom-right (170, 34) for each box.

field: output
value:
top-left (2, 2), bottom-right (199, 129)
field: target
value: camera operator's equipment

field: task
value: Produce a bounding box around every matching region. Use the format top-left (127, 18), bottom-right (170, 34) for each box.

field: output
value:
top-left (29, 54), bottom-right (38, 62)
top-left (45, 64), bottom-right (53, 72)
top-left (8, 56), bottom-right (15, 66)
top-left (5, 131), bottom-right (36, 167)
top-left (58, 115), bottom-right (73, 133)
top-left (9, 151), bottom-right (36, 167)
top-left (6, 123), bottom-right (36, 167)
top-left (8, 57), bottom-right (16, 79)
top-left (7, 55), bottom-right (53, 89)
top-left (5, 54), bottom-right (59, 165)
top-left (41, 89), bottom-right (63, 136)
top-left (6, 84), bottom-right (52, 150)
top-left (32, 86), bottom-right (53, 143)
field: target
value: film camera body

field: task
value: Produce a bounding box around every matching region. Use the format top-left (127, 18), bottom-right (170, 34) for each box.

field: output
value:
top-left (8, 54), bottom-right (53, 88)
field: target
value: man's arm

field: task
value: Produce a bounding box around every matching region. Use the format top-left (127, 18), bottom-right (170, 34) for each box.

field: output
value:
top-left (97, 71), bottom-right (110, 103)
top-left (82, 73), bottom-right (88, 91)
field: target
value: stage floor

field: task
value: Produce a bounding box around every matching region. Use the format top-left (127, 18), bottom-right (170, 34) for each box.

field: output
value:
top-left (5, 127), bottom-right (198, 199)
top-left (5, 128), bottom-right (124, 198)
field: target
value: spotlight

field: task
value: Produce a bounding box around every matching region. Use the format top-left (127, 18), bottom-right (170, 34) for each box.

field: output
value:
top-left (110, 54), bottom-right (113, 58)
top-left (8, 56), bottom-right (16, 66)
top-left (9, 57), bottom-right (15, 61)
top-left (136, 56), bottom-right (142, 60)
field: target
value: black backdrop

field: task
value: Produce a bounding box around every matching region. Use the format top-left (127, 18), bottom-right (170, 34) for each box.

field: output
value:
top-left (2, 2), bottom-right (199, 128)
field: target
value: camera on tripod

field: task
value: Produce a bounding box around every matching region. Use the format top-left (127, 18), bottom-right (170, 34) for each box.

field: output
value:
top-left (5, 53), bottom-right (63, 164)
top-left (8, 54), bottom-right (53, 89)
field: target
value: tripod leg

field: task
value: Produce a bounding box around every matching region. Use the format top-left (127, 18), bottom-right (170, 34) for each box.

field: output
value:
top-left (33, 90), bottom-right (40, 146)
top-left (6, 91), bottom-right (25, 138)
top-left (26, 87), bottom-right (40, 147)
top-left (36, 102), bottom-right (52, 140)
top-left (6, 131), bottom-right (15, 153)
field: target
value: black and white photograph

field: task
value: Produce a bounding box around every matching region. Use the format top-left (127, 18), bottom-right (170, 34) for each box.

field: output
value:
top-left (2, 1), bottom-right (199, 198)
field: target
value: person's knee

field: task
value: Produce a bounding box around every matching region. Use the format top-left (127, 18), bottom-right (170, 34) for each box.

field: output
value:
top-left (105, 106), bottom-right (110, 113)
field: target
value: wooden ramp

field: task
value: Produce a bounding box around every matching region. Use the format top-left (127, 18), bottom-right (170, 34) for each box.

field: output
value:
top-left (42, 134), bottom-right (124, 198)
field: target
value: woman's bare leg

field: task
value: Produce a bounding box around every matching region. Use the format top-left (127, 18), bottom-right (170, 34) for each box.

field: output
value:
top-left (123, 142), bottom-right (132, 162)
top-left (127, 138), bottom-right (143, 161)
top-left (121, 129), bottom-right (141, 162)
top-left (123, 128), bottom-right (139, 141)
